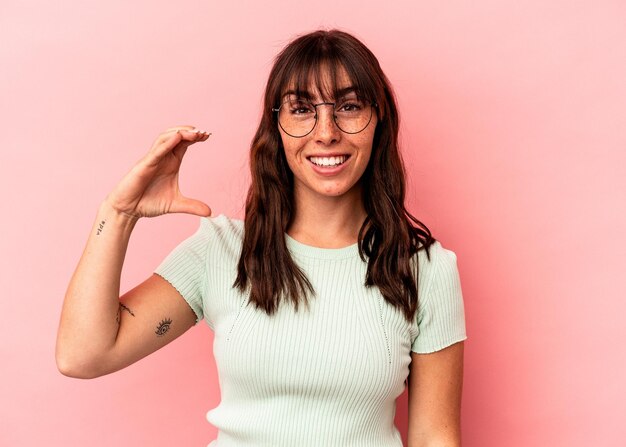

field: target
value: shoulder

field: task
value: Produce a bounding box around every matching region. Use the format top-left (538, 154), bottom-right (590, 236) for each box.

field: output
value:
top-left (411, 238), bottom-right (467, 352)
top-left (198, 213), bottom-right (244, 239)
top-left (173, 214), bottom-right (243, 252)
top-left (415, 239), bottom-right (455, 270)
top-left (414, 240), bottom-right (460, 293)
top-left (196, 214), bottom-right (244, 263)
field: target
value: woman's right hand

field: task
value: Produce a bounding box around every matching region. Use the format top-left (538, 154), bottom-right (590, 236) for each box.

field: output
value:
top-left (104, 125), bottom-right (212, 220)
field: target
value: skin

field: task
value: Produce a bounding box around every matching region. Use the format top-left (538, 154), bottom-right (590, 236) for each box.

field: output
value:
top-left (408, 343), bottom-right (464, 446)
top-left (281, 67), bottom-right (464, 446)
top-left (56, 127), bottom-right (208, 378)
top-left (281, 67), bottom-right (377, 249)
top-left (57, 68), bottom-right (463, 446)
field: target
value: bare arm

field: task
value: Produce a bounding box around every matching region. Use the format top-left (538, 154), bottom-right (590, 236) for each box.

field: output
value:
top-left (55, 126), bottom-right (211, 379)
top-left (407, 341), bottom-right (465, 447)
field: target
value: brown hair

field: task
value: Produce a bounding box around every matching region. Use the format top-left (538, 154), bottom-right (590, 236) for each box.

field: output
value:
top-left (234, 29), bottom-right (435, 323)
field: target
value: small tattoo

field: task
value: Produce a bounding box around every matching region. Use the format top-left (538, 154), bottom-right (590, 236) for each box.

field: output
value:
top-left (155, 318), bottom-right (172, 337)
top-left (120, 303), bottom-right (135, 317)
top-left (97, 220), bottom-right (106, 235)
top-left (115, 303), bottom-right (135, 326)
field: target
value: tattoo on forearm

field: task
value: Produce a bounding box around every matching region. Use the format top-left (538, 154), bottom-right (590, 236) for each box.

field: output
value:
top-left (115, 302), bottom-right (135, 325)
top-left (97, 220), bottom-right (106, 235)
top-left (155, 318), bottom-right (172, 337)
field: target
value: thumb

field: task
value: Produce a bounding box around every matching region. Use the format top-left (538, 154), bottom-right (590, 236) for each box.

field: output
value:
top-left (170, 196), bottom-right (212, 217)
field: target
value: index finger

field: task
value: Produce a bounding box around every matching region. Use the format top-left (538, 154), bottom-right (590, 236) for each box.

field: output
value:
top-left (148, 128), bottom-right (210, 164)
top-left (165, 125), bottom-right (197, 132)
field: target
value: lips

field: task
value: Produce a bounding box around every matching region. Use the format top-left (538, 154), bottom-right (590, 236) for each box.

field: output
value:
top-left (306, 154), bottom-right (352, 176)
top-left (308, 155), bottom-right (349, 167)
top-left (307, 152), bottom-right (351, 161)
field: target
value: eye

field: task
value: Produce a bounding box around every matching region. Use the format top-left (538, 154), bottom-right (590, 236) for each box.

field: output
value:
top-left (155, 318), bottom-right (172, 336)
top-left (289, 100), bottom-right (314, 115)
top-left (337, 98), bottom-right (364, 113)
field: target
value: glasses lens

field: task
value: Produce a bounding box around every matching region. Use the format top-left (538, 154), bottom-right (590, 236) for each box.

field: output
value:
top-left (334, 97), bottom-right (372, 134)
top-left (277, 97), bottom-right (317, 137)
top-left (277, 96), bottom-right (373, 137)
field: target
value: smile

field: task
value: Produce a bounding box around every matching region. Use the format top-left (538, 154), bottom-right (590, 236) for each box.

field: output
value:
top-left (307, 155), bottom-right (350, 167)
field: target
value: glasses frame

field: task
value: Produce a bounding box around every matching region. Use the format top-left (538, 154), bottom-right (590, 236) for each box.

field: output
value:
top-left (271, 98), bottom-right (378, 138)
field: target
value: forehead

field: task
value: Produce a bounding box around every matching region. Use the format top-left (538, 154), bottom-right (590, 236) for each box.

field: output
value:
top-left (280, 64), bottom-right (358, 101)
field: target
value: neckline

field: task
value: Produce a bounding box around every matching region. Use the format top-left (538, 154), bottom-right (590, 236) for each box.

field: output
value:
top-left (284, 233), bottom-right (360, 260)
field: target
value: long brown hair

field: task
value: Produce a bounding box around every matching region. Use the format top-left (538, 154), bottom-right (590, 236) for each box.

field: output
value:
top-left (234, 29), bottom-right (435, 323)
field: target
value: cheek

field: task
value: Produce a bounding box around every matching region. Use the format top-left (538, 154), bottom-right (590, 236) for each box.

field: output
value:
top-left (281, 142), bottom-right (304, 173)
top-left (280, 133), bottom-right (307, 163)
top-left (358, 135), bottom-right (375, 164)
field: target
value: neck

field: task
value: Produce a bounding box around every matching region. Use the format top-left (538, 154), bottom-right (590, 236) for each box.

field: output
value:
top-left (287, 183), bottom-right (366, 249)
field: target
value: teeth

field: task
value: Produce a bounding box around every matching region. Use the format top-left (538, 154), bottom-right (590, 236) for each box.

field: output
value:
top-left (309, 155), bottom-right (348, 167)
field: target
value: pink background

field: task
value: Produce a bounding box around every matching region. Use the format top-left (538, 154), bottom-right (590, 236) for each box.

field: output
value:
top-left (2, 1), bottom-right (625, 446)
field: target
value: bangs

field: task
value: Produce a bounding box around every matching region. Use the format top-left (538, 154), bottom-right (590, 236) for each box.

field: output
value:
top-left (275, 39), bottom-right (377, 105)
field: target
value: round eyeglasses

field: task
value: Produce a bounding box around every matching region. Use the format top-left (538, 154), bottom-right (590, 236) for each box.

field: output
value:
top-left (272, 96), bottom-right (378, 138)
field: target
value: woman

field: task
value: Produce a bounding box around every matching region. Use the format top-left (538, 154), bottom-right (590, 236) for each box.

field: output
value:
top-left (56, 29), bottom-right (467, 446)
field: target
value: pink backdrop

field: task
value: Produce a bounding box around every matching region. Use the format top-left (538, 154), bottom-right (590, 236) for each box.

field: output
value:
top-left (2, 1), bottom-right (625, 445)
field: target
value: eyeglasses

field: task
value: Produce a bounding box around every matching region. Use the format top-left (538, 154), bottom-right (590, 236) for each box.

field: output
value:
top-left (272, 96), bottom-right (378, 138)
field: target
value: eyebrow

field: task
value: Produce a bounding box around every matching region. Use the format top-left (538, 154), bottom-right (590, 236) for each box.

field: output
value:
top-left (281, 86), bottom-right (358, 101)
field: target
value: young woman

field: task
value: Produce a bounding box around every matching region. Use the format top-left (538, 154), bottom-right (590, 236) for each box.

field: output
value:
top-left (56, 29), bottom-right (467, 447)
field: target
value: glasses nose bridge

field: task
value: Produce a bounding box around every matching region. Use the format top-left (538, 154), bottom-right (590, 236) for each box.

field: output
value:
top-left (312, 101), bottom-right (338, 129)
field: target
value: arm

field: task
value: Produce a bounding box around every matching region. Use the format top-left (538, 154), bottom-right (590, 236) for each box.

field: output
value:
top-left (55, 126), bottom-right (211, 379)
top-left (407, 341), bottom-right (465, 447)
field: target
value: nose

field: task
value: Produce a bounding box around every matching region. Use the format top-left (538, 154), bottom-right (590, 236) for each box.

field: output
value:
top-left (313, 104), bottom-right (341, 144)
